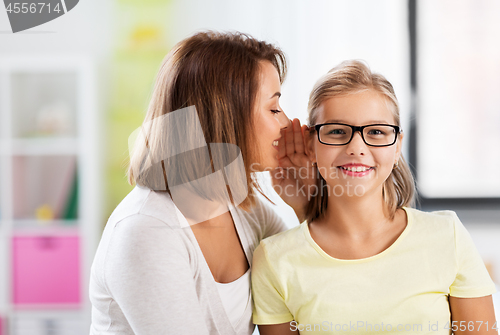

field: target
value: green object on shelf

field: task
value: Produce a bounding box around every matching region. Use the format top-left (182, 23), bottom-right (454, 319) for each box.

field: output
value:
top-left (63, 171), bottom-right (78, 221)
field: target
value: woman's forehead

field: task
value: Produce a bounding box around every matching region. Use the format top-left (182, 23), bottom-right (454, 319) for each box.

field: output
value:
top-left (257, 61), bottom-right (281, 101)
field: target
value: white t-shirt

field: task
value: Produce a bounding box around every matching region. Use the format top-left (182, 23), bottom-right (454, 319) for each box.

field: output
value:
top-left (216, 269), bottom-right (251, 328)
top-left (89, 185), bottom-right (287, 335)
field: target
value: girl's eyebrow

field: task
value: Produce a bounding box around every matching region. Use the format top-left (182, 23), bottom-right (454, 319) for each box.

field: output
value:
top-left (269, 92), bottom-right (281, 99)
top-left (323, 119), bottom-right (391, 124)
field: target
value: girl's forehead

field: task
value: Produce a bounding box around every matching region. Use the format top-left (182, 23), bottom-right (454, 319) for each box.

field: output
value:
top-left (317, 91), bottom-right (396, 124)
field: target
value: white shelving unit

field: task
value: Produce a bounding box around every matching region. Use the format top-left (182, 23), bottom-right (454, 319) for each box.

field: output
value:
top-left (0, 56), bottom-right (101, 335)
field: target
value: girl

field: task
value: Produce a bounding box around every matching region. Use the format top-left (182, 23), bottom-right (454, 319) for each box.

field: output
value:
top-left (251, 60), bottom-right (497, 334)
top-left (89, 31), bottom-right (309, 335)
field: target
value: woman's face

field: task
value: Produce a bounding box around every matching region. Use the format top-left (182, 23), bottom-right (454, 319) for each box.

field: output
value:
top-left (251, 61), bottom-right (290, 171)
top-left (307, 90), bottom-right (402, 199)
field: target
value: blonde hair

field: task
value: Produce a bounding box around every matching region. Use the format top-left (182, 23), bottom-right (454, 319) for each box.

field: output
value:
top-left (127, 31), bottom-right (287, 211)
top-left (306, 60), bottom-right (415, 222)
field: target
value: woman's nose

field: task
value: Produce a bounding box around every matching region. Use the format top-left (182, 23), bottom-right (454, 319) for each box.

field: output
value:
top-left (346, 131), bottom-right (366, 155)
top-left (276, 110), bottom-right (292, 129)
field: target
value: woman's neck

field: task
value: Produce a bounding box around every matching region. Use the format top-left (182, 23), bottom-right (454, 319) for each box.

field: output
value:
top-left (170, 187), bottom-right (229, 227)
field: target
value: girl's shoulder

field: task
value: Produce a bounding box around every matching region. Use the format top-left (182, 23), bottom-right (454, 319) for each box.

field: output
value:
top-left (404, 206), bottom-right (460, 226)
top-left (257, 223), bottom-right (306, 256)
top-left (403, 207), bottom-right (465, 241)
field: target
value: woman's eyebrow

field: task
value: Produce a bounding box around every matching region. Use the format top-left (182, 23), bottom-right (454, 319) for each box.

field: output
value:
top-left (269, 92), bottom-right (281, 99)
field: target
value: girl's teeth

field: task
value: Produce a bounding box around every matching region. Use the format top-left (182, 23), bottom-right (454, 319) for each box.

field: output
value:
top-left (272, 141), bottom-right (279, 146)
top-left (342, 166), bottom-right (370, 172)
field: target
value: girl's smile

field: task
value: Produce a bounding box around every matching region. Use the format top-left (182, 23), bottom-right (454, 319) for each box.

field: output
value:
top-left (338, 163), bottom-right (375, 177)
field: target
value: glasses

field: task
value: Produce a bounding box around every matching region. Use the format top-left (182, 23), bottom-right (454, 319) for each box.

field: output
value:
top-left (313, 123), bottom-right (401, 147)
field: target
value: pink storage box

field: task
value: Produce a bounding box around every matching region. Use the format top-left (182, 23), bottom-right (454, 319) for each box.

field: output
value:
top-left (12, 235), bottom-right (80, 305)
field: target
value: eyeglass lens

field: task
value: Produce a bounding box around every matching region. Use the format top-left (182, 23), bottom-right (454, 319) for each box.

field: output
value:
top-left (318, 124), bottom-right (397, 146)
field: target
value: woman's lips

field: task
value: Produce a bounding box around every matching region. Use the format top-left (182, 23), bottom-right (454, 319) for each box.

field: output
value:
top-left (272, 139), bottom-right (280, 150)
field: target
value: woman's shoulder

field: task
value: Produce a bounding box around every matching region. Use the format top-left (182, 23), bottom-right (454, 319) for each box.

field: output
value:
top-left (91, 189), bottom-right (197, 290)
top-left (234, 196), bottom-right (288, 239)
top-left (107, 185), bottom-right (185, 230)
top-left (97, 187), bottom-right (193, 260)
top-left (239, 195), bottom-right (277, 221)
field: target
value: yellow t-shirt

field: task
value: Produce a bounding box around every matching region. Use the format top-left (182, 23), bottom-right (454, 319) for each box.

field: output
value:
top-left (251, 207), bottom-right (496, 334)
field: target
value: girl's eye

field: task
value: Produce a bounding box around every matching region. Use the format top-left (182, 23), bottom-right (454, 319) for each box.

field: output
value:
top-left (327, 129), bottom-right (345, 135)
top-left (271, 110), bottom-right (281, 114)
top-left (367, 129), bottom-right (385, 135)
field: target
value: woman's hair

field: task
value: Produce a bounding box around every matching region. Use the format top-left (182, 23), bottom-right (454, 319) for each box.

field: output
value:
top-left (305, 60), bottom-right (415, 222)
top-left (127, 31), bottom-right (287, 210)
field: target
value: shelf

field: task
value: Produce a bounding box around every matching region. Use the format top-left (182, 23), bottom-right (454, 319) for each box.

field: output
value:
top-left (12, 155), bottom-right (78, 221)
top-left (11, 138), bottom-right (79, 156)
top-left (10, 72), bottom-right (78, 139)
top-left (11, 222), bottom-right (79, 236)
top-left (11, 310), bottom-right (86, 335)
top-left (0, 55), bottom-right (98, 335)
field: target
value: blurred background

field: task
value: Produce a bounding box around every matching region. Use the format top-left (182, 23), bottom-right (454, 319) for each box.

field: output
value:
top-left (0, 0), bottom-right (499, 333)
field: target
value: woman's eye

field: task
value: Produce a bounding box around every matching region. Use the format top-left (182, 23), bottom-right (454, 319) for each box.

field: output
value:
top-left (271, 110), bottom-right (281, 114)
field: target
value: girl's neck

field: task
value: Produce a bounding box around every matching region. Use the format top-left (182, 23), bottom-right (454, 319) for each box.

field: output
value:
top-left (321, 188), bottom-right (392, 237)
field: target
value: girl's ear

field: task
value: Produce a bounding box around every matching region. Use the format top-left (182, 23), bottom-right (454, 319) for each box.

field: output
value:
top-left (395, 131), bottom-right (404, 162)
top-left (304, 126), bottom-right (316, 162)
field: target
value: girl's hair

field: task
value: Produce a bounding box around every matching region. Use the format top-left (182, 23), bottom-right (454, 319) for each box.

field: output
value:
top-left (127, 31), bottom-right (287, 210)
top-left (305, 60), bottom-right (415, 222)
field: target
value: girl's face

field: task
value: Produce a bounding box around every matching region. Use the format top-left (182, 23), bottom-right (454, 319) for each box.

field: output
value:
top-left (252, 61), bottom-right (290, 171)
top-left (307, 90), bottom-right (402, 199)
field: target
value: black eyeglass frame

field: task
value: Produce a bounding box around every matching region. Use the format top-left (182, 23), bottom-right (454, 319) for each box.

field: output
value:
top-left (313, 123), bottom-right (402, 147)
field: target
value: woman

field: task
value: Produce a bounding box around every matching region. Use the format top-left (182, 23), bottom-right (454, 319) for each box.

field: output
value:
top-left (89, 31), bottom-right (309, 334)
top-left (251, 60), bottom-right (497, 334)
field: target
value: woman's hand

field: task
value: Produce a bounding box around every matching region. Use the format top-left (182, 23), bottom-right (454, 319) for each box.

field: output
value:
top-left (271, 118), bottom-right (316, 222)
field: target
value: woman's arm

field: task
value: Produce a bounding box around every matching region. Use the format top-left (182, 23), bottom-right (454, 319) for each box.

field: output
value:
top-left (105, 215), bottom-right (210, 334)
top-left (450, 295), bottom-right (498, 334)
top-left (258, 323), bottom-right (299, 335)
